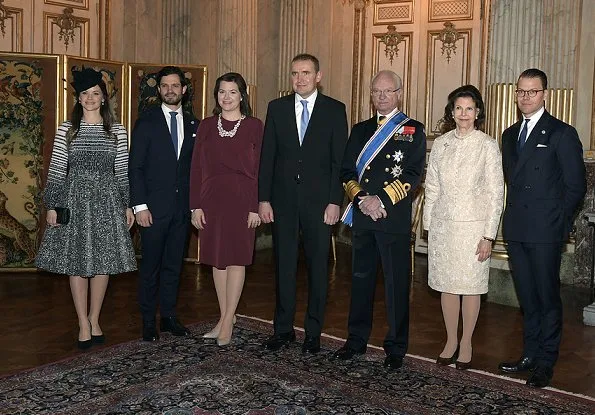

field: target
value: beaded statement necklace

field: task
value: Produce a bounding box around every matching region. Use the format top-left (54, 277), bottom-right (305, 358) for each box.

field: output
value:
top-left (217, 114), bottom-right (245, 138)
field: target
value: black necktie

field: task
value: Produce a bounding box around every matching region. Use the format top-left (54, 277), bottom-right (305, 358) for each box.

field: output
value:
top-left (518, 118), bottom-right (529, 151)
top-left (170, 111), bottom-right (178, 158)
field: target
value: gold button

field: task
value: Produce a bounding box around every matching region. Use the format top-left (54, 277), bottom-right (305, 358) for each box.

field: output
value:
top-left (366, 166), bottom-right (371, 170)
top-left (385, 168), bottom-right (389, 172)
top-left (364, 178), bottom-right (369, 183)
top-left (383, 181), bottom-right (388, 186)
top-left (386, 154), bottom-right (391, 159)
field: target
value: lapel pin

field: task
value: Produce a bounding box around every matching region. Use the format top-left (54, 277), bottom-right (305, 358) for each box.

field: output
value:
top-left (191, 120), bottom-right (195, 124)
top-left (541, 130), bottom-right (545, 134)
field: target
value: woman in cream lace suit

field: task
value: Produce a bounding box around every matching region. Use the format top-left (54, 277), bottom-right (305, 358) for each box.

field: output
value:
top-left (423, 85), bottom-right (504, 370)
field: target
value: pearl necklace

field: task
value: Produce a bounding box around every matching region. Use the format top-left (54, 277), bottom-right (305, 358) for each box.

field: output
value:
top-left (453, 128), bottom-right (476, 139)
top-left (217, 114), bottom-right (245, 138)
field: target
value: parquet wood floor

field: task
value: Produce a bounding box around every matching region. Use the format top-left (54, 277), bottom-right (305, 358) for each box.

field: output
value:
top-left (1, 246), bottom-right (593, 398)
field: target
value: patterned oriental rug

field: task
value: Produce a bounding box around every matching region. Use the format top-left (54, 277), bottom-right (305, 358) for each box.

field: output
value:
top-left (1, 316), bottom-right (593, 415)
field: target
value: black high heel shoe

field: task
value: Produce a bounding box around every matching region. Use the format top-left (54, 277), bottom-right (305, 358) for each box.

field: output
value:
top-left (92, 334), bottom-right (105, 345)
top-left (455, 359), bottom-right (472, 370)
top-left (436, 346), bottom-right (459, 365)
top-left (78, 339), bottom-right (92, 350)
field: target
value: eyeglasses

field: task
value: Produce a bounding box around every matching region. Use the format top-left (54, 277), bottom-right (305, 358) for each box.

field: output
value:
top-left (371, 88), bottom-right (400, 97)
top-left (515, 89), bottom-right (544, 98)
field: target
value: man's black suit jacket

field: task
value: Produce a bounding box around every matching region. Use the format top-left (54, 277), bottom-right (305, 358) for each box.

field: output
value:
top-left (341, 115), bottom-right (426, 234)
top-left (128, 106), bottom-right (198, 218)
top-left (258, 93), bottom-right (348, 214)
top-left (501, 110), bottom-right (586, 243)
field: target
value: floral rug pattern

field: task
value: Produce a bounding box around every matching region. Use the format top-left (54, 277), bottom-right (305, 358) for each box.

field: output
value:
top-left (1, 317), bottom-right (593, 414)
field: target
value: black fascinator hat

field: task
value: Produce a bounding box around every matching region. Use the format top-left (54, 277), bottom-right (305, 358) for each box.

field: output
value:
top-left (70, 66), bottom-right (103, 95)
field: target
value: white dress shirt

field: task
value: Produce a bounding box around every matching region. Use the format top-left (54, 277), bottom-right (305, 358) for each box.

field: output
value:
top-left (377, 106), bottom-right (400, 122)
top-left (162, 103), bottom-right (184, 159)
top-left (518, 105), bottom-right (545, 142)
top-left (295, 89), bottom-right (318, 139)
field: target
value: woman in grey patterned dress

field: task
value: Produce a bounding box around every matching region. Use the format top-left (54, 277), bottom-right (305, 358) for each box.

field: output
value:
top-left (36, 68), bottom-right (136, 350)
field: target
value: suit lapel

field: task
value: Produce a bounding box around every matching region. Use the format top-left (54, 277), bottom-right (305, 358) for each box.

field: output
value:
top-left (504, 122), bottom-right (521, 165)
top-left (513, 112), bottom-right (551, 178)
top-left (285, 94), bottom-right (300, 147)
top-left (179, 114), bottom-right (197, 160)
top-left (156, 108), bottom-right (171, 139)
top-left (301, 93), bottom-right (324, 145)
top-left (154, 107), bottom-right (179, 160)
top-left (364, 116), bottom-right (377, 140)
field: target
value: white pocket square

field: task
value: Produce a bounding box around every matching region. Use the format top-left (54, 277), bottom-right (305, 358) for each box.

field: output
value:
top-left (536, 144), bottom-right (547, 148)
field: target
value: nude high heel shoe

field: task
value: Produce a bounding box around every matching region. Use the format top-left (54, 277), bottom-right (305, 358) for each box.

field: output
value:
top-left (216, 315), bottom-right (236, 347)
top-left (203, 315), bottom-right (236, 339)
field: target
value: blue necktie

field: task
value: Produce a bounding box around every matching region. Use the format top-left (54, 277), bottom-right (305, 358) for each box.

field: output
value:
top-left (170, 111), bottom-right (178, 158)
top-left (518, 118), bottom-right (529, 151)
top-left (300, 100), bottom-right (309, 145)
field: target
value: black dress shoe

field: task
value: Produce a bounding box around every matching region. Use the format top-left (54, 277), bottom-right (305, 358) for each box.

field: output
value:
top-left (332, 344), bottom-right (366, 360)
top-left (160, 317), bottom-right (190, 336)
top-left (264, 332), bottom-right (296, 351)
top-left (142, 323), bottom-right (159, 342)
top-left (91, 334), bottom-right (105, 345)
top-left (384, 355), bottom-right (403, 370)
top-left (77, 339), bottom-right (92, 350)
top-left (526, 366), bottom-right (553, 388)
top-left (302, 336), bottom-right (321, 354)
top-left (499, 356), bottom-right (536, 373)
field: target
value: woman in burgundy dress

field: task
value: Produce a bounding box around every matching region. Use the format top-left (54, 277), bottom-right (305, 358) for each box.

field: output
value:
top-left (189, 72), bottom-right (263, 346)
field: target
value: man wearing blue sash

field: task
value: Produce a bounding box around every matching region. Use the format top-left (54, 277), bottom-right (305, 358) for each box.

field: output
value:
top-left (333, 70), bottom-right (426, 370)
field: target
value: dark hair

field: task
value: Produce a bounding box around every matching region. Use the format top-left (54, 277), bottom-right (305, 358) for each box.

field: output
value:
top-left (292, 53), bottom-right (320, 73)
top-left (156, 65), bottom-right (187, 87)
top-left (212, 72), bottom-right (252, 116)
top-left (67, 79), bottom-right (115, 144)
top-left (518, 68), bottom-right (548, 90)
top-left (441, 84), bottom-right (486, 134)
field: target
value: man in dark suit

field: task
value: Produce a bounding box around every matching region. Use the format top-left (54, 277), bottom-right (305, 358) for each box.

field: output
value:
top-left (129, 66), bottom-right (198, 341)
top-left (258, 53), bottom-right (348, 353)
top-left (333, 70), bottom-right (426, 370)
top-left (499, 68), bottom-right (586, 388)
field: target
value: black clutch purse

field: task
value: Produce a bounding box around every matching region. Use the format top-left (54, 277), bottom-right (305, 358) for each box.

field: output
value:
top-left (54, 207), bottom-right (70, 225)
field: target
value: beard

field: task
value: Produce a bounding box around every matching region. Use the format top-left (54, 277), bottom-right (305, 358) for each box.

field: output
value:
top-left (161, 93), bottom-right (182, 106)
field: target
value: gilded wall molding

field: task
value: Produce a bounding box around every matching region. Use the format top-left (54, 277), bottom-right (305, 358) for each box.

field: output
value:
top-left (43, 11), bottom-right (90, 56)
top-left (425, 28), bottom-right (471, 136)
top-left (0, 3), bottom-right (23, 52)
top-left (373, 1), bottom-right (413, 25)
top-left (52, 7), bottom-right (85, 50)
top-left (340, 0), bottom-right (372, 125)
top-left (437, 21), bottom-right (464, 63)
top-left (0, 0), bottom-right (13, 37)
top-left (341, 0), bottom-right (371, 9)
top-left (350, 6), bottom-right (367, 125)
top-left (379, 24), bottom-right (404, 65)
top-left (371, 31), bottom-right (412, 115)
top-left (429, 0), bottom-right (473, 22)
top-left (44, 0), bottom-right (89, 11)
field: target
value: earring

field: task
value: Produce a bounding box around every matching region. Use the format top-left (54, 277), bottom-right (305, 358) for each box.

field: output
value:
top-left (101, 100), bottom-right (105, 105)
